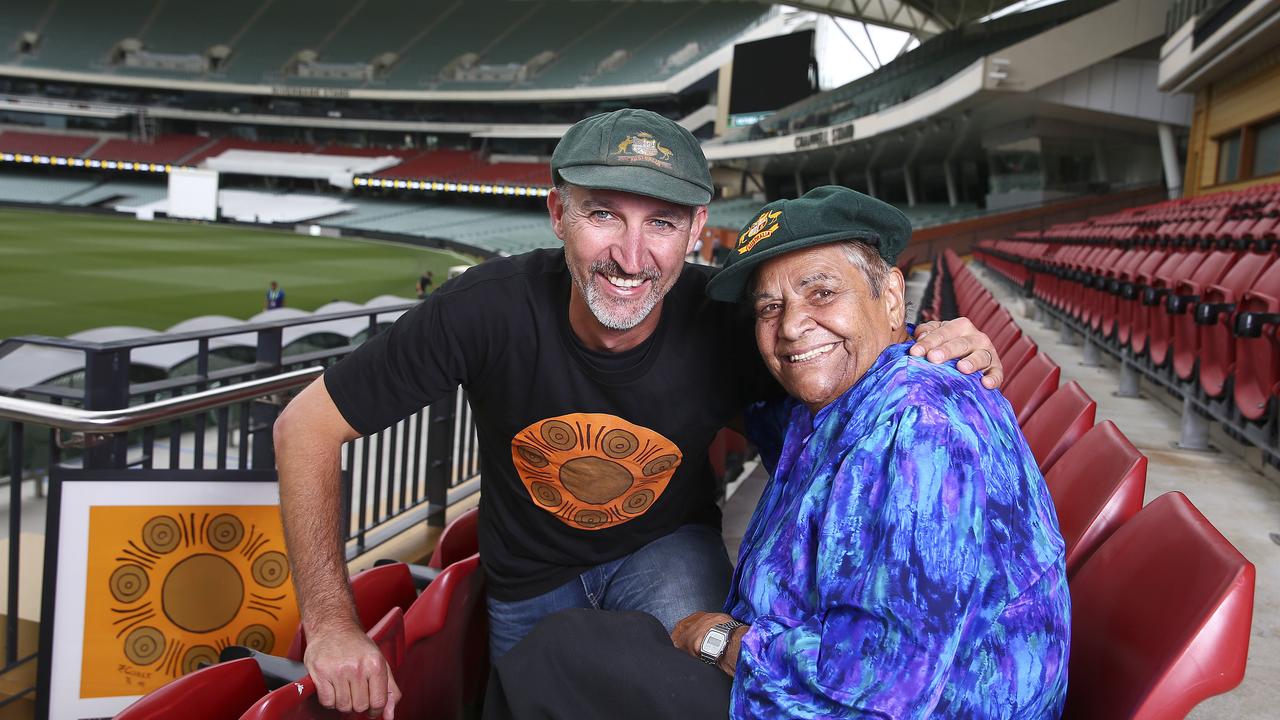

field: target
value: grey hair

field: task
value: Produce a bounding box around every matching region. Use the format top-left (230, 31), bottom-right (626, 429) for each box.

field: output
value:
top-left (838, 240), bottom-right (892, 298)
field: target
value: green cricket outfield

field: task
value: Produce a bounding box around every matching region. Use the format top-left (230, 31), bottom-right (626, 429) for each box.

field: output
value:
top-left (0, 207), bottom-right (473, 340)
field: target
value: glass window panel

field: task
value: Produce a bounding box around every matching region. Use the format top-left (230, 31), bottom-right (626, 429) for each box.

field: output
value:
top-left (1253, 119), bottom-right (1280, 177)
top-left (1218, 132), bottom-right (1241, 183)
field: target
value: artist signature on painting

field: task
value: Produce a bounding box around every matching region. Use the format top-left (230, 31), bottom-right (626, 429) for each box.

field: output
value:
top-left (117, 664), bottom-right (153, 682)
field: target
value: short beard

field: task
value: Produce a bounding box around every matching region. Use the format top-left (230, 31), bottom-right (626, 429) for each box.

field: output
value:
top-left (571, 259), bottom-right (664, 331)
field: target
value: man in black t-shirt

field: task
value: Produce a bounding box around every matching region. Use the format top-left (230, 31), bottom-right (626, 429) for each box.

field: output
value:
top-left (273, 109), bottom-right (1004, 718)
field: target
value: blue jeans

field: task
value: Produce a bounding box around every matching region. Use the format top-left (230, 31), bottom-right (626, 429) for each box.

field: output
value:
top-left (486, 524), bottom-right (732, 659)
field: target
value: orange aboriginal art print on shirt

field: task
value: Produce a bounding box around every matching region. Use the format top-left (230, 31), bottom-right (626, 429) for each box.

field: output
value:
top-left (511, 413), bottom-right (682, 530)
top-left (80, 505), bottom-right (298, 698)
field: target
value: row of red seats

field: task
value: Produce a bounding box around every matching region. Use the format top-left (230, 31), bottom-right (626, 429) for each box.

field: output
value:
top-left (0, 129), bottom-right (98, 156)
top-left (373, 149), bottom-right (549, 186)
top-left (1025, 183), bottom-right (1280, 246)
top-left (0, 128), bottom-right (554, 187)
top-left (117, 508), bottom-right (487, 720)
top-left (945, 251), bottom-right (1255, 719)
top-left (976, 183), bottom-right (1280, 424)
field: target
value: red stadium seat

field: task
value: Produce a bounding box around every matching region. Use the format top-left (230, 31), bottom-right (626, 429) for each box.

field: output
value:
top-left (1170, 250), bottom-right (1236, 381)
top-left (114, 657), bottom-right (268, 720)
top-left (1021, 381), bottom-right (1096, 474)
top-left (428, 507), bottom-right (480, 570)
top-left (287, 562), bottom-right (417, 660)
top-left (991, 321), bottom-right (1022, 357)
top-left (1231, 260), bottom-right (1280, 420)
top-left (396, 555), bottom-right (486, 720)
top-left (1130, 251), bottom-right (1184, 355)
top-left (1003, 335), bottom-right (1037, 380)
top-left (1147, 250), bottom-right (1207, 368)
top-left (1004, 352), bottom-right (1060, 425)
top-left (1101, 249), bottom-right (1153, 339)
top-left (1043, 421), bottom-right (1145, 576)
top-left (1118, 250), bottom-right (1166, 348)
top-left (1063, 492), bottom-right (1254, 720)
top-left (1195, 251), bottom-right (1274, 398)
top-left (243, 607), bottom-right (407, 720)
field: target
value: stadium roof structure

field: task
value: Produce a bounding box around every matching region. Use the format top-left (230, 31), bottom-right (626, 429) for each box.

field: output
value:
top-left (716, 0), bottom-right (1030, 35)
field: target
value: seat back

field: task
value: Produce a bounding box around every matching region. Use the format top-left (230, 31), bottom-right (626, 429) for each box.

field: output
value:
top-left (243, 608), bottom-right (407, 719)
top-left (428, 507), bottom-right (480, 569)
top-left (1044, 421), bottom-right (1145, 576)
top-left (1003, 335), bottom-right (1037, 380)
top-left (287, 562), bottom-right (417, 660)
top-left (397, 555), bottom-right (487, 720)
top-left (1132, 252), bottom-right (1185, 355)
top-left (1063, 492), bottom-right (1254, 720)
top-left (1232, 260), bottom-right (1280, 420)
top-left (1119, 250), bottom-right (1167, 346)
top-left (1172, 250), bottom-right (1235, 380)
top-left (1198, 251), bottom-right (1274, 398)
top-left (1022, 381), bottom-right (1096, 474)
top-left (115, 657), bottom-right (268, 720)
top-left (991, 321), bottom-right (1022, 357)
top-left (1149, 250), bottom-right (1207, 367)
top-left (1003, 352), bottom-right (1060, 425)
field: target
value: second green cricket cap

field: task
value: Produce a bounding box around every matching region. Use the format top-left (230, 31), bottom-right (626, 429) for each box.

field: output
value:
top-left (551, 109), bottom-right (713, 206)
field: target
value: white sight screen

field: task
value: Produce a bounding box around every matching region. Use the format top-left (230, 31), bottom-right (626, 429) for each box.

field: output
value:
top-left (167, 168), bottom-right (219, 221)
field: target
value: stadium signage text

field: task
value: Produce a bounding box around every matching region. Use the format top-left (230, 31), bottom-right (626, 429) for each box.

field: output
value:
top-left (793, 122), bottom-right (855, 150)
top-left (271, 86), bottom-right (353, 99)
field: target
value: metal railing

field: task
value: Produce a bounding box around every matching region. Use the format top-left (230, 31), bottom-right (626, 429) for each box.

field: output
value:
top-left (0, 305), bottom-right (483, 711)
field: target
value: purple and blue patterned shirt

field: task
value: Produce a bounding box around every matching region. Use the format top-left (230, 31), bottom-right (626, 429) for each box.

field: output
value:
top-left (727, 341), bottom-right (1070, 719)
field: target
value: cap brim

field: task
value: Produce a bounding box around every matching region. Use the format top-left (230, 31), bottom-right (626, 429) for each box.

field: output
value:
top-left (558, 164), bottom-right (711, 206)
top-left (705, 230), bottom-right (884, 303)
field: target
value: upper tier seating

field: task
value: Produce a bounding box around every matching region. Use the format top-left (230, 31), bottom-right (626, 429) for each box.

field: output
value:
top-left (0, 130), bottom-right (99, 157)
top-left (8, 0), bottom-right (766, 91)
top-left (91, 135), bottom-right (214, 164)
top-left (728, 0), bottom-right (1110, 141)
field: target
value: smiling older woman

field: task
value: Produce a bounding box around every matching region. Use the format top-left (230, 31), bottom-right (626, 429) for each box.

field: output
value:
top-left (483, 186), bottom-right (1069, 720)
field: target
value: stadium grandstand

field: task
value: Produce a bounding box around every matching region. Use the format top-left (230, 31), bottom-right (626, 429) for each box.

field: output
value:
top-left (0, 0), bottom-right (1276, 717)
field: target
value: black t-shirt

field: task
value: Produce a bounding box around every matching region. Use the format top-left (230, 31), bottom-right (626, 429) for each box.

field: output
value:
top-left (325, 249), bottom-right (778, 600)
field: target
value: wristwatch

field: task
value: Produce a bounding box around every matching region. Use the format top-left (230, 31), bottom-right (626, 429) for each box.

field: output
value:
top-left (698, 619), bottom-right (745, 666)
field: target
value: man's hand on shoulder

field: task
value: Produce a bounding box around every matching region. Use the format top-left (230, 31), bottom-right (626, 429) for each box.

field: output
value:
top-left (909, 317), bottom-right (1004, 389)
top-left (304, 624), bottom-right (401, 719)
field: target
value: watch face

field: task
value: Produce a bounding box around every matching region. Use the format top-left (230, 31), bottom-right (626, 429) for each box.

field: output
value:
top-left (701, 628), bottom-right (728, 657)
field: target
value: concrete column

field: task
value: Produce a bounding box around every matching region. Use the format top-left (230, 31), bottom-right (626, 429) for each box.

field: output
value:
top-left (1058, 322), bottom-right (1076, 345)
top-left (903, 164), bottom-right (917, 207)
top-left (794, 168), bottom-right (805, 197)
top-left (865, 167), bottom-right (878, 198)
top-left (1080, 335), bottom-right (1102, 367)
top-left (1177, 396), bottom-right (1212, 451)
top-left (943, 159), bottom-right (958, 208)
top-left (1115, 359), bottom-right (1142, 398)
top-left (1158, 123), bottom-right (1183, 200)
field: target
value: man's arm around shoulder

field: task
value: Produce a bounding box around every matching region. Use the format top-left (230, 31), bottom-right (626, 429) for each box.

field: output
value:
top-left (275, 376), bottom-right (401, 718)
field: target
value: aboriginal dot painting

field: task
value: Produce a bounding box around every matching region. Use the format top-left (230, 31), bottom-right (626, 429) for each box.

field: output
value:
top-left (511, 413), bottom-right (682, 530)
top-left (79, 505), bottom-right (298, 698)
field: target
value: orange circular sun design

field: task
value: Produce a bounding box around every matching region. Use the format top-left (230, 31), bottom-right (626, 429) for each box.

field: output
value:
top-left (511, 413), bottom-right (682, 531)
top-left (85, 509), bottom-right (294, 694)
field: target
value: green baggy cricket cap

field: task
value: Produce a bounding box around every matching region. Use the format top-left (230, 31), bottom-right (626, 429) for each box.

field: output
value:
top-left (705, 185), bottom-right (912, 302)
top-left (551, 109), bottom-right (713, 206)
